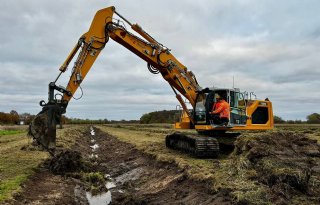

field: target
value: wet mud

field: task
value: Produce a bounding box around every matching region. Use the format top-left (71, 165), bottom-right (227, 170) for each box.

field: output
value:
top-left (10, 126), bottom-right (231, 205)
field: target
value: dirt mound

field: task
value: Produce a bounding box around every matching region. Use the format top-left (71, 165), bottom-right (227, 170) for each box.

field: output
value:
top-left (235, 131), bottom-right (320, 159)
top-left (48, 150), bottom-right (88, 175)
top-left (233, 131), bottom-right (320, 204)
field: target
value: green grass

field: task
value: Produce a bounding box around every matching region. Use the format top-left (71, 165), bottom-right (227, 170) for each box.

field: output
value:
top-left (0, 175), bottom-right (29, 201)
top-left (0, 132), bottom-right (48, 202)
top-left (0, 125), bottom-right (86, 202)
top-left (0, 130), bottom-right (25, 136)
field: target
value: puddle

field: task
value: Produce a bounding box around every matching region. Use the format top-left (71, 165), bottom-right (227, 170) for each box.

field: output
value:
top-left (89, 127), bottom-right (98, 152)
top-left (89, 154), bottom-right (98, 159)
top-left (90, 144), bottom-right (99, 151)
top-left (85, 178), bottom-right (117, 205)
top-left (115, 167), bottom-right (144, 184)
top-left (106, 181), bottom-right (116, 189)
top-left (86, 191), bottom-right (111, 205)
top-left (90, 126), bottom-right (95, 136)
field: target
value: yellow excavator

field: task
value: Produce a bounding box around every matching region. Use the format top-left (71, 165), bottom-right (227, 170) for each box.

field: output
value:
top-left (29, 6), bottom-right (274, 157)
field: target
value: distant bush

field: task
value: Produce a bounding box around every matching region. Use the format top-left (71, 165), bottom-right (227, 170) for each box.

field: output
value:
top-left (273, 115), bottom-right (285, 124)
top-left (140, 110), bottom-right (180, 124)
top-left (0, 111), bottom-right (20, 124)
top-left (63, 117), bottom-right (139, 124)
top-left (307, 113), bottom-right (320, 124)
top-left (286, 120), bottom-right (304, 124)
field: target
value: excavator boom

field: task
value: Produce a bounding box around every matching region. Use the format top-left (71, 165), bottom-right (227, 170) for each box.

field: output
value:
top-left (29, 6), bottom-right (202, 152)
top-left (29, 6), bottom-right (273, 157)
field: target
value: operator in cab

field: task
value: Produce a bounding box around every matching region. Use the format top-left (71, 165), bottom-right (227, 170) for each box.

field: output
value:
top-left (209, 93), bottom-right (230, 125)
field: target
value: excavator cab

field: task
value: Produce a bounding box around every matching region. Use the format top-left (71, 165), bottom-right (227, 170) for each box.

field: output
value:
top-left (177, 86), bottom-right (273, 132)
top-left (194, 88), bottom-right (248, 127)
top-left (169, 87), bottom-right (273, 157)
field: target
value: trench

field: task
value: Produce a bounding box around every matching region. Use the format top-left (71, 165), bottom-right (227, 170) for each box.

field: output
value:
top-left (85, 126), bottom-right (114, 205)
top-left (83, 126), bottom-right (232, 205)
top-left (85, 126), bottom-right (140, 205)
top-left (14, 125), bottom-right (233, 204)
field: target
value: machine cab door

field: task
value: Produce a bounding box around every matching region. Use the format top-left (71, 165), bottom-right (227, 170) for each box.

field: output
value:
top-left (229, 90), bottom-right (247, 125)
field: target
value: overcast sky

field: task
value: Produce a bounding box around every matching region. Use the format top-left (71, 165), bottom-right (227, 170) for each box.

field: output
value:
top-left (1, 0), bottom-right (319, 120)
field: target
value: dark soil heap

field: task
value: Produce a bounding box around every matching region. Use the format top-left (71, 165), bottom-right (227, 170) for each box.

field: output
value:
top-left (48, 150), bottom-right (87, 175)
top-left (233, 131), bottom-right (320, 204)
top-left (46, 149), bottom-right (107, 195)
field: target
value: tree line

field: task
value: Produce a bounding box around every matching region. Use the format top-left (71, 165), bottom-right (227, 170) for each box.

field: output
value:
top-left (274, 113), bottom-right (320, 124)
top-left (1, 110), bottom-right (319, 125)
top-left (0, 110), bottom-right (139, 125)
top-left (0, 111), bottom-right (34, 125)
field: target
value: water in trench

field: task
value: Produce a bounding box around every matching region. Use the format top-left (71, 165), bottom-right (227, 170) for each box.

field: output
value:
top-left (86, 191), bottom-right (112, 205)
top-left (86, 127), bottom-right (116, 205)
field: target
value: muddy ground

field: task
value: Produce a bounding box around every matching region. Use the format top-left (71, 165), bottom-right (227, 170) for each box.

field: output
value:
top-left (8, 127), bottom-right (231, 205)
top-left (5, 125), bottom-right (320, 205)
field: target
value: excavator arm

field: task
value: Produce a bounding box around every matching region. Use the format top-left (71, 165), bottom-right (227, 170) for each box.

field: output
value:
top-left (29, 6), bottom-right (202, 152)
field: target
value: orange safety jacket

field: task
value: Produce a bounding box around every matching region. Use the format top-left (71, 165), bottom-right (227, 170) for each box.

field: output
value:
top-left (211, 99), bottom-right (230, 119)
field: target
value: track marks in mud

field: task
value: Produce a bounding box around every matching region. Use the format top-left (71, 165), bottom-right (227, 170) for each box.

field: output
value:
top-left (88, 127), bottom-right (231, 205)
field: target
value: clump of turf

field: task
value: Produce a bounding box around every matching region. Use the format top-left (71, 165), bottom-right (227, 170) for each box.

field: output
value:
top-left (82, 172), bottom-right (107, 195)
top-left (234, 131), bottom-right (320, 160)
top-left (231, 131), bottom-right (320, 204)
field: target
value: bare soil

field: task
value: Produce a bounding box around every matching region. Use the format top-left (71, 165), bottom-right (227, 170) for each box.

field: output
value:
top-left (7, 127), bottom-right (231, 205)
top-left (11, 170), bottom-right (80, 205)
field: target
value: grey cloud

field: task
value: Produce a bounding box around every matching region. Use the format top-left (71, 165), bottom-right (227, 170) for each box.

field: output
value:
top-left (273, 69), bottom-right (320, 84)
top-left (310, 27), bottom-right (320, 39)
top-left (1, 0), bottom-right (320, 120)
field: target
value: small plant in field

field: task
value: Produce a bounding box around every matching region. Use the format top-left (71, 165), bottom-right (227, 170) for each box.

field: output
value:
top-left (82, 172), bottom-right (107, 195)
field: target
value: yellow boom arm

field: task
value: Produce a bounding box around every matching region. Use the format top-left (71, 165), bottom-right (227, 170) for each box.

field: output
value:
top-left (57, 6), bottom-right (201, 122)
top-left (29, 5), bottom-right (274, 153)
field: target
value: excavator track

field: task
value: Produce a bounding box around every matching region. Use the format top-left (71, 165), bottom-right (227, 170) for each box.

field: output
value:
top-left (166, 132), bottom-right (219, 157)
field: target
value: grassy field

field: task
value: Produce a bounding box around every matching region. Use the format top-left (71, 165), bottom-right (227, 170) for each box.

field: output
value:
top-left (97, 123), bottom-right (320, 204)
top-left (0, 128), bottom-right (47, 201)
top-left (0, 125), bottom-right (85, 202)
top-left (275, 124), bottom-right (320, 143)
